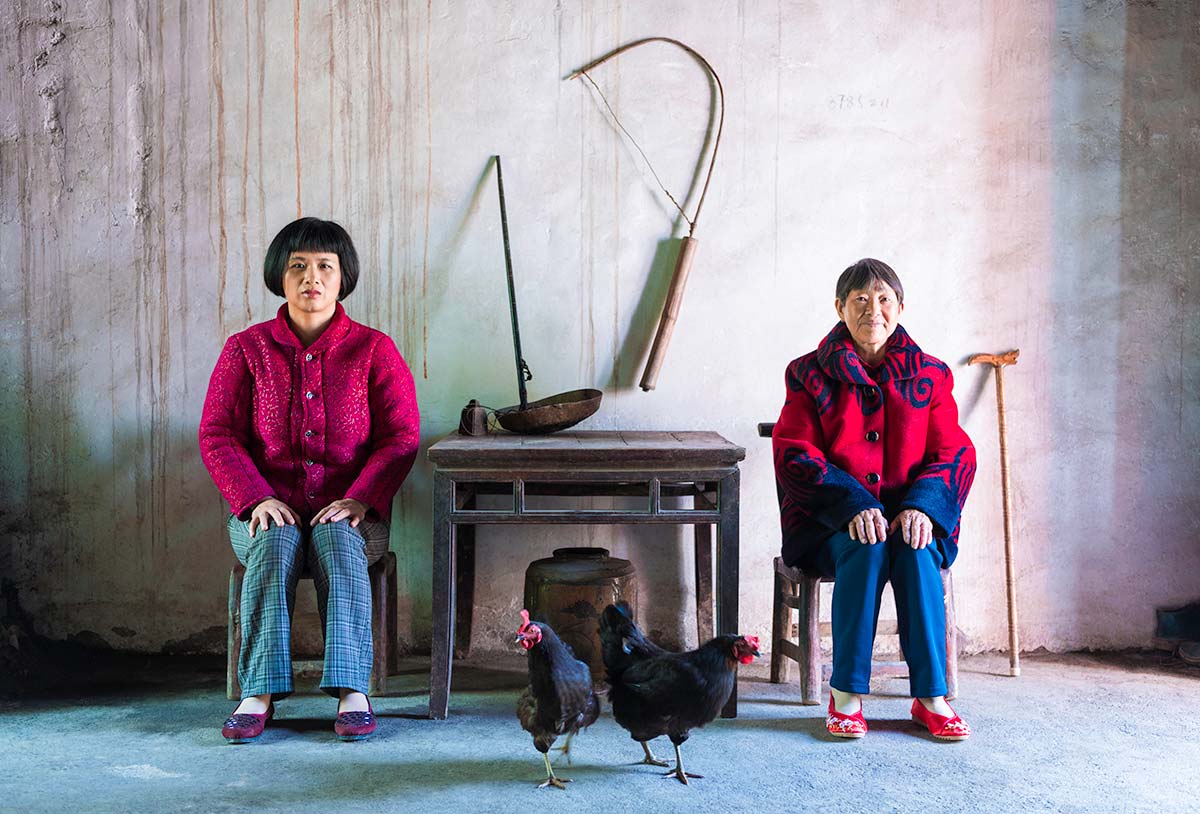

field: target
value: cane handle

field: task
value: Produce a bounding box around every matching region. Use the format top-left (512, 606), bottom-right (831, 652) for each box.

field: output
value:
top-left (968, 349), bottom-right (1019, 368)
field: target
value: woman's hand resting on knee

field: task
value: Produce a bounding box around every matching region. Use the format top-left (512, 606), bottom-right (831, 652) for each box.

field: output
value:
top-left (889, 509), bottom-right (933, 549)
top-left (848, 508), bottom-right (934, 548)
top-left (847, 508), bottom-right (888, 544)
top-left (312, 498), bottom-right (369, 528)
top-left (248, 498), bottom-right (299, 536)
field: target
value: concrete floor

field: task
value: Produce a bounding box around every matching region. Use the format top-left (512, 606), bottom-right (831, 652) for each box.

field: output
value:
top-left (3, 650), bottom-right (1197, 814)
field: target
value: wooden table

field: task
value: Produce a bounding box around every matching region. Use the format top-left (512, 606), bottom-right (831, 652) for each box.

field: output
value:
top-left (427, 430), bottom-right (746, 719)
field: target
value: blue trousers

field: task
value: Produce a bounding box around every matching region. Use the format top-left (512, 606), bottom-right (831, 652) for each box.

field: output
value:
top-left (813, 530), bottom-right (951, 698)
top-left (228, 516), bottom-right (389, 700)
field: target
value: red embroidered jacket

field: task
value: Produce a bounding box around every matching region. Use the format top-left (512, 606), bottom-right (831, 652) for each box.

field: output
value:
top-left (199, 303), bottom-right (420, 523)
top-left (772, 323), bottom-right (975, 568)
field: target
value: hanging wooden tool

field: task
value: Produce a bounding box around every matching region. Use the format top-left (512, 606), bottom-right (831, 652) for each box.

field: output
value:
top-left (493, 156), bottom-right (603, 434)
top-left (968, 349), bottom-right (1022, 677)
top-left (568, 37), bottom-right (725, 392)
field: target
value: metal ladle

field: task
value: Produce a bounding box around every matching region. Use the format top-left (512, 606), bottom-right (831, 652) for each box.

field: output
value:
top-left (493, 156), bottom-right (602, 434)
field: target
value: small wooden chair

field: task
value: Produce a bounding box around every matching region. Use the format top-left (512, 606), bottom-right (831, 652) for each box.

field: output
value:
top-left (771, 557), bottom-right (958, 704)
top-left (226, 551), bottom-right (399, 700)
top-left (760, 422), bottom-right (959, 704)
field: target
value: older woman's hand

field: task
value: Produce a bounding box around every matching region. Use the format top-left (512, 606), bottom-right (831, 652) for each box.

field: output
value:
top-left (890, 509), bottom-right (933, 549)
top-left (248, 498), bottom-right (298, 536)
top-left (848, 508), bottom-right (888, 544)
top-left (312, 498), bottom-right (369, 528)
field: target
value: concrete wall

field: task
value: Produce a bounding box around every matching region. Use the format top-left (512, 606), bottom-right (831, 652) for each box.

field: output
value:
top-left (2, 1), bottom-right (1197, 657)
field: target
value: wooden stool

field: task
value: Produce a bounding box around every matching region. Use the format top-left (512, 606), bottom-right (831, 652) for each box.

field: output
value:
top-left (226, 551), bottom-right (399, 700)
top-left (770, 556), bottom-right (958, 704)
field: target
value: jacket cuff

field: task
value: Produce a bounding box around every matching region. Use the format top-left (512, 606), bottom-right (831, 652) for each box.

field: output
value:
top-left (233, 492), bottom-right (276, 521)
top-left (814, 466), bottom-right (885, 530)
top-left (900, 479), bottom-right (961, 538)
top-left (344, 488), bottom-right (389, 521)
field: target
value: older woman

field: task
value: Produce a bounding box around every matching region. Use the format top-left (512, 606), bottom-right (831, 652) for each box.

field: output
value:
top-left (772, 258), bottom-right (975, 741)
top-left (200, 217), bottom-right (420, 743)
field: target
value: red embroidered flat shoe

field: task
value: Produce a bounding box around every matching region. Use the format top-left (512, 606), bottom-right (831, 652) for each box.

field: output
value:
top-left (334, 698), bottom-right (377, 741)
top-left (221, 702), bottom-right (275, 744)
top-left (826, 694), bottom-right (867, 739)
top-left (911, 698), bottom-right (971, 741)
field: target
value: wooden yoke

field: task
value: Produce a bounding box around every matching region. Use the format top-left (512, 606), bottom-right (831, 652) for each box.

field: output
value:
top-left (968, 349), bottom-right (1019, 368)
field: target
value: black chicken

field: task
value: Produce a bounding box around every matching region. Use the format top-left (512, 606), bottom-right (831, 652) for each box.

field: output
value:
top-left (599, 602), bottom-right (759, 785)
top-left (515, 609), bottom-right (600, 789)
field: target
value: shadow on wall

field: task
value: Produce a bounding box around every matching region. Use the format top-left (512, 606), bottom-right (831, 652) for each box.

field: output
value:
top-left (1041, 2), bottom-right (1129, 647)
top-left (605, 236), bottom-right (682, 391)
top-left (388, 436), bottom-right (435, 654)
top-left (1003, 1), bottom-right (1200, 648)
top-left (0, 369), bottom-right (231, 654)
top-left (1112, 2), bottom-right (1200, 627)
top-left (969, 2), bottom-right (1166, 650)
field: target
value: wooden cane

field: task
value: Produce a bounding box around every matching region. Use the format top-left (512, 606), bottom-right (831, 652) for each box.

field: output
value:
top-left (968, 349), bottom-right (1021, 676)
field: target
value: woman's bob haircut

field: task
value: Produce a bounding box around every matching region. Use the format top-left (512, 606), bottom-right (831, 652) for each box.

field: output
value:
top-left (835, 258), bottom-right (904, 306)
top-left (263, 217), bottom-right (360, 301)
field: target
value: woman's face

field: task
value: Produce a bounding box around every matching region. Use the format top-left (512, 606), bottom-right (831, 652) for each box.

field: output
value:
top-left (283, 251), bottom-right (342, 317)
top-left (835, 281), bottom-right (904, 352)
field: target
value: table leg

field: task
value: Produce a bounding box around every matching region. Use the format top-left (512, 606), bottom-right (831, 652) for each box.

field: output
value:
top-left (430, 471), bottom-right (456, 719)
top-left (693, 488), bottom-right (714, 645)
top-left (717, 468), bottom-right (741, 718)
top-left (454, 491), bottom-right (476, 659)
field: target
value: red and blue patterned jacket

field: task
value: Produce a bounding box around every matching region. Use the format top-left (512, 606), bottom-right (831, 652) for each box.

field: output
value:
top-left (772, 322), bottom-right (975, 569)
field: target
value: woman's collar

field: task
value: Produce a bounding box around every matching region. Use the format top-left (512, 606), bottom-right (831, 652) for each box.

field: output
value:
top-left (269, 302), bottom-right (352, 350)
top-left (817, 322), bottom-right (922, 384)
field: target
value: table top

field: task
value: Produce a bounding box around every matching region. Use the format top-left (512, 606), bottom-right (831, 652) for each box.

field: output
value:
top-left (427, 430), bottom-right (745, 469)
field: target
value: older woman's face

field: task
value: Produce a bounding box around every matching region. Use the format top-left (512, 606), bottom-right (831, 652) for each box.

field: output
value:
top-left (835, 281), bottom-right (904, 352)
top-left (283, 251), bottom-right (341, 317)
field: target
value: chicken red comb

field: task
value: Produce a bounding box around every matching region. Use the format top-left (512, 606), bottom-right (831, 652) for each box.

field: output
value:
top-left (519, 609), bottom-right (531, 631)
top-left (745, 635), bottom-right (760, 649)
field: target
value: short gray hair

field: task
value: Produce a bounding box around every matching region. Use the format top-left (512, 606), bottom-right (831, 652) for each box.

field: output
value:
top-left (835, 258), bottom-right (904, 305)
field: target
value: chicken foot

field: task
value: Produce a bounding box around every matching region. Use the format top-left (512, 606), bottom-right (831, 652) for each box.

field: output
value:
top-left (661, 743), bottom-right (703, 786)
top-left (538, 752), bottom-right (572, 790)
top-left (638, 741), bottom-right (670, 767)
top-left (552, 732), bottom-right (575, 765)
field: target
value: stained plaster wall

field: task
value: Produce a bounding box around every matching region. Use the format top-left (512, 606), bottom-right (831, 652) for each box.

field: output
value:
top-left (1, 0), bottom-right (1197, 658)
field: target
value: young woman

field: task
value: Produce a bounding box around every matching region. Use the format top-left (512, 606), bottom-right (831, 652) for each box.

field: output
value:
top-left (200, 217), bottom-right (420, 743)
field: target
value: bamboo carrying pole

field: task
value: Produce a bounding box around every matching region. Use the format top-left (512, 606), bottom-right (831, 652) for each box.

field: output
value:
top-left (968, 349), bottom-right (1021, 677)
top-left (638, 236), bottom-right (698, 390)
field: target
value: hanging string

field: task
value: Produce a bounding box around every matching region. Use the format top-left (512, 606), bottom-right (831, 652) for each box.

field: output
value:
top-left (578, 70), bottom-right (691, 230)
top-left (568, 37), bottom-right (726, 240)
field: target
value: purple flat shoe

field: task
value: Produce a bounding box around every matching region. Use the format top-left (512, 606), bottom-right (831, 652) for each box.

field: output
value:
top-left (334, 698), bottom-right (377, 741)
top-left (221, 702), bottom-right (275, 744)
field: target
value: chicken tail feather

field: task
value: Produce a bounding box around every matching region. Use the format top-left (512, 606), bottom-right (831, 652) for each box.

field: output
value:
top-left (600, 603), bottom-right (666, 679)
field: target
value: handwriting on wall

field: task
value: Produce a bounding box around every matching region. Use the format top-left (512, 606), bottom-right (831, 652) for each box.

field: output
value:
top-left (827, 94), bottom-right (891, 111)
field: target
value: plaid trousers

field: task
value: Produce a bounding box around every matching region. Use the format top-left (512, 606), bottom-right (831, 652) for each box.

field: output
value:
top-left (228, 515), bottom-right (390, 699)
